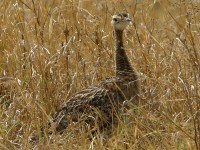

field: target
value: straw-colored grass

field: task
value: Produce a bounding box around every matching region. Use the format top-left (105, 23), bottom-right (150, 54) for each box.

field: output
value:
top-left (0, 0), bottom-right (199, 149)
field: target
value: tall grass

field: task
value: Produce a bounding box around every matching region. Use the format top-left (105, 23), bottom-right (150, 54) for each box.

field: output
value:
top-left (0, 0), bottom-right (199, 149)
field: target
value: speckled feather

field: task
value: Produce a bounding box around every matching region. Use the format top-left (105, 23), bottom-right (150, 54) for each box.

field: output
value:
top-left (52, 77), bottom-right (129, 132)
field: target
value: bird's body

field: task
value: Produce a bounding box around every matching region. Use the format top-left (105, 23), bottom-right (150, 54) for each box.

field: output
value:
top-left (52, 12), bottom-right (140, 134)
top-left (53, 77), bottom-right (123, 132)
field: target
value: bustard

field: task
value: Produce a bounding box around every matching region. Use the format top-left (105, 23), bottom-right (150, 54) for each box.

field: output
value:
top-left (52, 12), bottom-right (140, 134)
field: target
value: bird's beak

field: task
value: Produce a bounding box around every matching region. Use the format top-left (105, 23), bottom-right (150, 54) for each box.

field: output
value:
top-left (126, 18), bottom-right (131, 22)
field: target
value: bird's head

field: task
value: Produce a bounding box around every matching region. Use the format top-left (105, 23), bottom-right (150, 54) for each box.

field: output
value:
top-left (111, 12), bottom-right (131, 31)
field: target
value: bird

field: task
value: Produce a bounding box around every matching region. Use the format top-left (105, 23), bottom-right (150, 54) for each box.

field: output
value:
top-left (51, 12), bottom-right (140, 135)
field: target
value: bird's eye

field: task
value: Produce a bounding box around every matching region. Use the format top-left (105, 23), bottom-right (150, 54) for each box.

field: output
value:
top-left (113, 18), bottom-right (118, 22)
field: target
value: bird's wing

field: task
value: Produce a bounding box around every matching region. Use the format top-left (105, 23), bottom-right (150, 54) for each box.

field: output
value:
top-left (52, 78), bottom-right (124, 132)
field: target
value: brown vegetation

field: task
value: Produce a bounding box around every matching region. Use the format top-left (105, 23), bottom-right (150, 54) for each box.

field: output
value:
top-left (0, 0), bottom-right (199, 149)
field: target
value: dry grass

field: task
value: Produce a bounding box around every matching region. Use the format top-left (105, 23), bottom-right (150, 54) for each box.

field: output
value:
top-left (0, 0), bottom-right (199, 149)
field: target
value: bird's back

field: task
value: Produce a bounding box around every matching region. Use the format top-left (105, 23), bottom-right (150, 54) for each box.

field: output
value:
top-left (52, 77), bottom-right (126, 133)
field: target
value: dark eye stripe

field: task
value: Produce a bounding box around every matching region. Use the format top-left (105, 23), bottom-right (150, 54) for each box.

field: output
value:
top-left (117, 13), bottom-right (128, 18)
top-left (122, 13), bottom-right (128, 17)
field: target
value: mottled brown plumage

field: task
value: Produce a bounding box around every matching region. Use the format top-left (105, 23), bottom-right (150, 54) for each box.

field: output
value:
top-left (52, 12), bottom-right (140, 134)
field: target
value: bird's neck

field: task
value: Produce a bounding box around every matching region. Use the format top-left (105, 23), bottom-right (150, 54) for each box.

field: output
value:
top-left (114, 29), bottom-right (133, 78)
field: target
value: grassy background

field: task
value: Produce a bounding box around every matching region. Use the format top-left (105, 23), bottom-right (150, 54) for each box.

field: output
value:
top-left (0, 0), bottom-right (199, 149)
